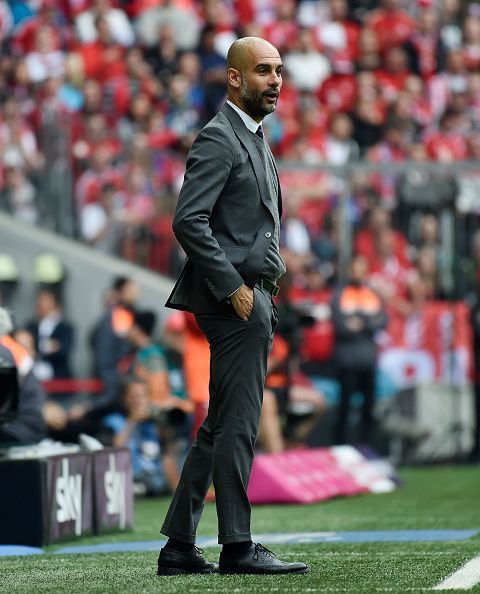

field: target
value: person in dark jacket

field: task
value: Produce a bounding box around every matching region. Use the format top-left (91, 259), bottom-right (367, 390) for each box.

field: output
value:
top-left (89, 276), bottom-right (139, 413)
top-left (26, 289), bottom-right (74, 380)
top-left (331, 254), bottom-right (388, 445)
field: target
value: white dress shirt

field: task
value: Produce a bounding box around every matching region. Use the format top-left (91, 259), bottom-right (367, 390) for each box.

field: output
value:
top-left (226, 100), bottom-right (262, 134)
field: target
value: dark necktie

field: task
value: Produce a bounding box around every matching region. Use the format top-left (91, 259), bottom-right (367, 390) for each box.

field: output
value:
top-left (255, 125), bottom-right (264, 139)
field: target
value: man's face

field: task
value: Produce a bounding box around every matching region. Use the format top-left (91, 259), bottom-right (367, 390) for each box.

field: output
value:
top-left (120, 280), bottom-right (139, 306)
top-left (238, 47), bottom-right (283, 120)
top-left (351, 256), bottom-right (368, 282)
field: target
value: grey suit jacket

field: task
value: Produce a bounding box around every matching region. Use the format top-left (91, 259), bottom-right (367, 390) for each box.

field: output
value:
top-left (165, 103), bottom-right (282, 313)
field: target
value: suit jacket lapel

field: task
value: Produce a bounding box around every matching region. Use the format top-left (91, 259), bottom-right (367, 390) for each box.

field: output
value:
top-left (221, 103), bottom-right (276, 220)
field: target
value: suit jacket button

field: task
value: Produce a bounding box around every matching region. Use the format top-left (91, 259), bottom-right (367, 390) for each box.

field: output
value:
top-left (265, 232), bottom-right (272, 238)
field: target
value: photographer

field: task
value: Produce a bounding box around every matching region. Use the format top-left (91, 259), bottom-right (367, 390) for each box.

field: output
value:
top-left (331, 255), bottom-right (388, 446)
top-left (127, 310), bottom-right (194, 414)
top-left (103, 377), bottom-right (184, 495)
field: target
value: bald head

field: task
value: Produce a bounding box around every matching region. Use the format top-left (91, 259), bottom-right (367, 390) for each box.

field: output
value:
top-left (227, 37), bottom-right (283, 122)
top-left (227, 37), bottom-right (280, 71)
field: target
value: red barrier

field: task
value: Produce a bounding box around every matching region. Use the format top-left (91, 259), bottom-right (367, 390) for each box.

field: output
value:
top-left (41, 379), bottom-right (104, 394)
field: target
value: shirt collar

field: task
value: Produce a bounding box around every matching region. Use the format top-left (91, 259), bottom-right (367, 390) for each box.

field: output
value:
top-left (227, 100), bottom-right (262, 134)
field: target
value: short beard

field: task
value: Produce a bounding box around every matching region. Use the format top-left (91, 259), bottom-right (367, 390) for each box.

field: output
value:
top-left (240, 77), bottom-right (276, 120)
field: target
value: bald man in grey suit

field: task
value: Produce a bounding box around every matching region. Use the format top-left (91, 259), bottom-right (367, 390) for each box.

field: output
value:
top-left (157, 37), bottom-right (308, 576)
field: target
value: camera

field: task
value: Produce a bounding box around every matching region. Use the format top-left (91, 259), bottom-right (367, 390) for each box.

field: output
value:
top-left (0, 363), bottom-right (19, 425)
top-left (149, 406), bottom-right (186, 427)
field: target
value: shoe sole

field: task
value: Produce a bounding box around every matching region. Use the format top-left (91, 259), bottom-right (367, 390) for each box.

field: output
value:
top-left (157, 567), bottom-right (218, 576)
top-left (219, 567), bottom-right (309, 575)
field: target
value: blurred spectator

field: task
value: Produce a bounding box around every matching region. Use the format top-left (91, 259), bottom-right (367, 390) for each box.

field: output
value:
top-left (79, 181), bottom-right (123, 254)
top-left (355, 204), bottom-right (409, 267)
top-left (0, 307), bottom-right (46, 444)
top-left (367, 227), bottom-right (414, 310)
top-left (414, 245), bottom-right (444, 299)
top-left (408, 7), bottom-right (447, 78)
top-left (103, 377), bottom-right (182, 495)
top-left (283, 94), bottom-right (329, 162)
top-left (403, 75), bottom-right (433, 130)
top-left (135, 0), bottom-right (200, 50)
top-left (261, 0), bottom-right (298, 55)
top-left (283, 199), bottom-right (312, 259)
top-left (74, 15), bottom-right (126, 84)
top-left (440, 0), bottom-right (463, 50)
top-left (375, 47), bottom-right (410, 105)
top-left (75, 0), bottom-right (135, 46)
top-left (24, 25), bottom-right (65, 84)
top-left (366, 0), bottom-right (415, 53)
top-left (412, 213), bottom-right (442, 255)
top-left (290, 259), bottom-right (335, 376)
top-left (127, 309), bottom-right (193, 415)
top-left (428, 49), bottom-right (468, 118)
top-left (11, 1), bottom-right (71, 56)
top-left (331, 255), bottom-right (388, 445)
top-left (196, 25), bottom-right (227, 120)
top-left (350, 72), bottom-right (385, 150)
top-left (396, 142), bottom-right (457, 236)
top-left (324, 113), bottom-right (360, 164)
top-left (317, 0), bottom-right (359, 67)
top-left (87, 276), bottom-right (139, 416)
top-left (284, 27), bottom-right (331, 92)
top-left (463, 15), bottom-right (480, 71)
top-left (0, 165), bottom-right (38, 224)
top-left (143, 23), bottom-right (179, 84)
top-left (75, 143), bottom-right (123, 212)
top-left (355, 27), bottom-right (381, 72)
top-left (165, 73), bottom-right (202, 144)
top-left (0, 97), bottom-right (44, 171)
top-left (423, 108), bottom-right (468, 161)
top-left (26, 288), bottom-right (74, 381)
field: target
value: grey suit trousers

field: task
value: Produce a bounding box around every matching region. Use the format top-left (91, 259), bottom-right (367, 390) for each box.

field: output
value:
top-left (161, 285), bottom-right (278, 544)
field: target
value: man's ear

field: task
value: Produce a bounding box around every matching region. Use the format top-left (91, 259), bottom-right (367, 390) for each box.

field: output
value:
top-left (228, 67), bottom-right (241, 89)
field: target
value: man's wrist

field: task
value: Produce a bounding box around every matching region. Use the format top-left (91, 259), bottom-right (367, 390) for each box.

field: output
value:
top-left (228, 283), bottom-right (244, 298)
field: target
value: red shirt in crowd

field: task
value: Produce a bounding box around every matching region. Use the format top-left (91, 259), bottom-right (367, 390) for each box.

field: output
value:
top-left (75, 41), bottom-right (126, 83)
top-left (374, 69), bottom-right (410, 102)
top-left (423, 130), bottom-right (469, 161)
top-left (262, 20), bottom-right (299, 52)
top-left (355, 228), bottom-right (410, 267)
top-left (409, 32), bottom-right (441, 79)
top-left (318, 74), bottom-right (357, 114)
top-left (367, 8), bottom-right (416, 52)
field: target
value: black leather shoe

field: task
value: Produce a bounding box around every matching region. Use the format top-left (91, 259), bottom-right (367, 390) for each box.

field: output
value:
top-left (157, 546), bottom-right (219, 575)
top-left (219, 543), bottom-right (309, 575)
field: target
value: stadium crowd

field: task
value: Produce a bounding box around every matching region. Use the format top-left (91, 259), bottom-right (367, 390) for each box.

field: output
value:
top-left (0, 0), bottom-right (480, 482)
top-left (0, 0), bottom-right (479, 274)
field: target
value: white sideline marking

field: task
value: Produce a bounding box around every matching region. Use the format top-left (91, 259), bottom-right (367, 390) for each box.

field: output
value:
top-left (433, 555), bottom-right (480, 590)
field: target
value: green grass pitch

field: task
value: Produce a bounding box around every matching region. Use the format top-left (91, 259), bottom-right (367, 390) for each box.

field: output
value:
top-left (2, 466), bottom-right (480, 593)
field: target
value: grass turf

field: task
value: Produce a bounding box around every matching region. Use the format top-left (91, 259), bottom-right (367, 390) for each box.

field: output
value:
top-left (2, 466), bottom-right (480, 593)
